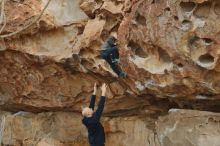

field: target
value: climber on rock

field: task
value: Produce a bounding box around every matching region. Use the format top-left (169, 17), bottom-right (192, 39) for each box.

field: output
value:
top-left (100, 32), bottom-right (126, 78)
top-left (82, 83), bottom-right (107, 146)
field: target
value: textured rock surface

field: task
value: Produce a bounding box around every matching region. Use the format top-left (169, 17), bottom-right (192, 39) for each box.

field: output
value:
top-left (0, 110), bottom-right (219, 146)
top-left (0, 0), bottom-right (219, 112)
top-left (156, 110), bottom-right (220, 146)
top-left (0, 0), bottom-right (220, 145)
top-left (117, 0), bottom-right (220, 98)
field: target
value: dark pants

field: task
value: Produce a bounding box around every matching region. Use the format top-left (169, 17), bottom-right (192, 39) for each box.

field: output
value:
top-left (90, 144), bottom-right (105, 146)
top-left (100, 47), bottom-right (121, 76)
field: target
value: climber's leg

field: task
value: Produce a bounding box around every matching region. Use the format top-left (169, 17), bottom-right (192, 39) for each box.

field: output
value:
top-left (100, 49), bottom-right (108, 59)
top-left (109, 48), bottom-right (126, 78)
top-left (100, 48), bottom-right (126, 78)
top-left (109, 47), bottom-right (119, 63)
top-left (106, 55), bottom-right (121, 76)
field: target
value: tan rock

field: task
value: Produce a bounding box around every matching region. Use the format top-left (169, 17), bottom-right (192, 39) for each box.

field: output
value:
top-left (42, 0), bottom-right (88, 26)
top-left (0, 112), bottom-right (156, 146)
top-left (101, 1), bottom-right (123, 14)
top-left (110, 81), bottom-right (125, 96)
top-left (0, 0), bottom-right (220, 146)
top-left (2, 0), bottom-right (42, 34)
top-left (156, 109), bottom-right (220, 146)
top-left (4, 25), bottom-right (83, 61)
top-left (36, 138), bottom-right (65, 146)
top-left (80, 0), bottom-right (101, 17)
top-left (0, 110), bottom-right (219, 146)
top-left (81, 17), bottom-right (106, 47)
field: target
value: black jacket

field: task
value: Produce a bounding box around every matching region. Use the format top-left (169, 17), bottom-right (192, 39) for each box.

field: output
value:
top-left (101, 36), bottom-right (117, 50)
top-left (82, 95), bottom-right (106, 145)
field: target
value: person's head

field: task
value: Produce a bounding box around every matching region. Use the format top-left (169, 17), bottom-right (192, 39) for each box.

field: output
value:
top-left (82, 107), bottom-right (94, 117)
top-left (110, 32), bottom-right (118, 39)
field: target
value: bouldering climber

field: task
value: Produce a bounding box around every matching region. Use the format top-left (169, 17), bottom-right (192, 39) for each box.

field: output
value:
top-left (100, 32), bottom-right (126, 78)
top-left (82, 83), bottom-right (107, 146)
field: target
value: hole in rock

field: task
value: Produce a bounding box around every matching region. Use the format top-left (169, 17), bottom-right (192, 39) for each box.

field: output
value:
top-left (128, 40), bottom-right (148, 58)
top-left (188, 36), bottom-right (200, 46)
top-left (79, 48), bottom-right (86, 56)
top-left (164, 69), bottom-right (168, 74)
top-left (95, 0), bottom-right (102, 4)
top-left (158, 47), bottom-right (171, 63)
top-left (39, 20), bottom-right (47, 29)
top-left (194, 1), bottom-right (212, 18)
top-left (180, 2), bottom-right (196, 12)
top-left (213, 80), bottom-right (220, 90)
top-left (214, 2), bottom-right (220, 15)
top-left (63, 58), bottom-right (79, 71)
top-left (174, 16), bottom-right (179, 21)
top-left (135, 13), bottom-right (146, 25)
top-left (177, 63), bottom-right (184, 68)
top-left (199, 53), bottom-right (214, 64)
top-left (115, 0), bottom-right (122, 5)
top-left (208, 117), bottom-right (217, 123)
top-left (202, 38), bottom-right (213, 45)
top-left (181, 20), bottom-right (192, 31)
top-left (111, 23), bottom-right (120, 32)
top-left (72, 54), bottom-right (81, 63)
top-left (165, 7), bottom-right (171, 11)
top-left (77, 26), bottom-right (85, 35)
top-left (198, 124), bottom-right (204, 128)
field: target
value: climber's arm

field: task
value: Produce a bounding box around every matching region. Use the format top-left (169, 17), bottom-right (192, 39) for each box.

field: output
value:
top-left (94, 83), bottom-right (107, 121)
top-left (89, 95), bottom-right (96, 110)
top-left (89, 83), bottom-right (97, 110)
top-left (94, 96), bottom-right (106, 121)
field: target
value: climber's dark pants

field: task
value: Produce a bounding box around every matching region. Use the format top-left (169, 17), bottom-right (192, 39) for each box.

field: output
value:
top-left (100, 47), bottom-right (121, 76)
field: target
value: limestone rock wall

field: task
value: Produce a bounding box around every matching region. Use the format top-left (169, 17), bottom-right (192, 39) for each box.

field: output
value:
top-left (156, 110), bottom-right (220, 146)
top-left (0, 0), bottom-right (219, 146)
top-left (0, 110), bottom-right (219, 146)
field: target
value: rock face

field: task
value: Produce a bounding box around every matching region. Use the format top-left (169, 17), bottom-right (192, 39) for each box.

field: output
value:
top-left (0, 0), bottom-right (219, 145)
top-left (156, 110), bottom-right (220, 146)
top-left (0, 110), bottom-right (219, 146)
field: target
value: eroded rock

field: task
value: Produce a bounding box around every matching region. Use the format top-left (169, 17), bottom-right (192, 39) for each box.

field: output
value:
top-left (156, 110), bottom-right (220, 146)
top-left (0, 0), bottom-right (219, 146)
top-left (0, 111), bottom-right (157, 146)
top-left (0, 110), bottom-right (219, 146)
